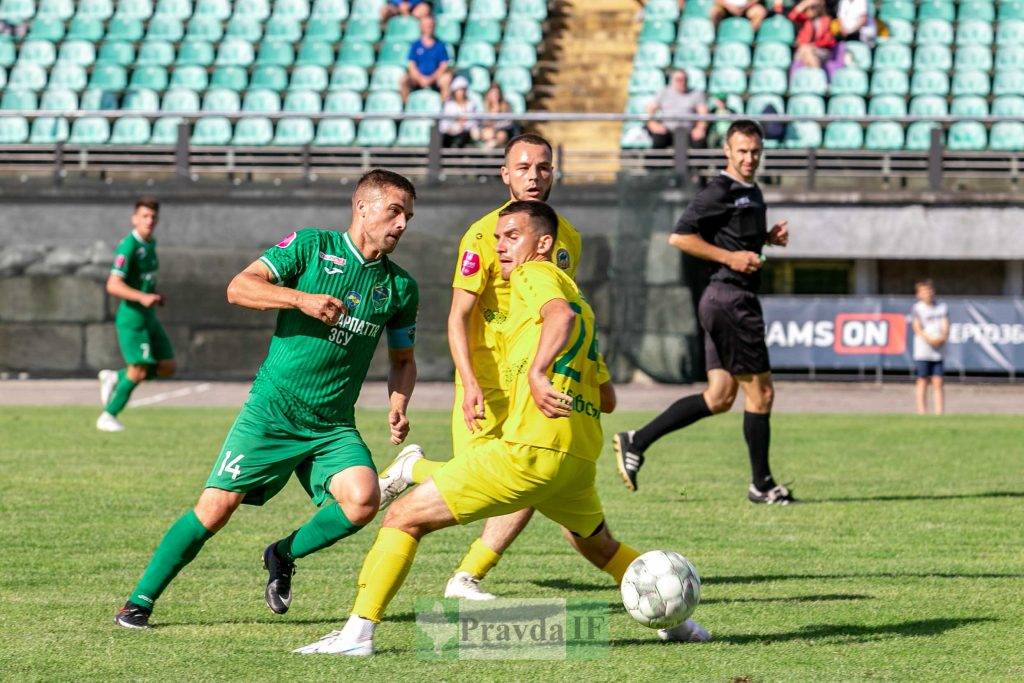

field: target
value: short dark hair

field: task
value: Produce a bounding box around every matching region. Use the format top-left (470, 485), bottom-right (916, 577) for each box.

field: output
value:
top-left (134, 197), bottom-right (159, 212)
top-left (725, 119), bottom-right (764, 143)
top-left (356, 169), bottom-right (417, 199)
top-left (498, 200), bottom-right (559, 241)
top-left (504, 133), bottom-right (553, 160)
top-left (915, 278), bottom-right (935, 289)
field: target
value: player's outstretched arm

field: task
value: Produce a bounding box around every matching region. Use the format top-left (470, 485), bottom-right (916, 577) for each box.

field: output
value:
top-left (448, 288), bottom-right (485, 432)
top-left (668, 233), bottom-right (762, 274)
top-left (106, 273), bottom-right (162, 307)
top-left (387, 347), bottom-right (416, 445)
top-left (226, 260), bottom-right (345, 325)
top-left (528, 298), bottom-right (575, 419)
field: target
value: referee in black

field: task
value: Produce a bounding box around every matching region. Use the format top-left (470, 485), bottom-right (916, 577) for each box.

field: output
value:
top-left (614, 120), bottom-right (795, 505)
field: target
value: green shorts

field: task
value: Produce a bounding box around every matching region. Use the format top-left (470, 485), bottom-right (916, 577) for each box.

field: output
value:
top-left (204, 389), bottom-right (375, 507)
top-left (116, 312), bottom-right (174, 366)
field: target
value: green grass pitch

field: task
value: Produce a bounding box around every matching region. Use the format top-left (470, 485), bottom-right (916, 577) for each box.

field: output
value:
top-left (1, 406), bottom-right (1022, 680)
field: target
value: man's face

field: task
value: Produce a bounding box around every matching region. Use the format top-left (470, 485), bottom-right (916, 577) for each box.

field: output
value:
top-left (131, 206), bottom-right (158, 238)
top-left (723, 131), bottom-right (763, 181)
top-left (916, 284), bottom-right (935, 303)
top-left (495, 213), bottom-right (551, 279)
top-left (357, 186), bottom-right (414, 255)
top-left (671, 70), bottom-right (687, 92)
top-left (420, 15), bottom-right (435, 37)
top-left (500, 142), bottom-right (553, 202)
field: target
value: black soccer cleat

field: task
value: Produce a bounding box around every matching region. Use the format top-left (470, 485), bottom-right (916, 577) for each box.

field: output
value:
top-left (748, 483), bottom-right (797, 505)
top-left (263, 542), bottom-right (295, 615)
top-left (115, 601), bottom-right (152, 629)
top-left (613, 430), bottom-right (644, 492)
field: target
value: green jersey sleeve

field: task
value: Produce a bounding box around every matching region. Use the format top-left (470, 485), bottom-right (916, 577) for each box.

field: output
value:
top-left (386, 274), bottom-right (419, 349)
top-left (110, 235), bottom-right (135, 278)
top-left (259, 229), bottom-right (320, 284)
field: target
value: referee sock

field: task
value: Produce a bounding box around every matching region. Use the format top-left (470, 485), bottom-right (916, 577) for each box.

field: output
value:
top-left (410, 458), bottom-right (444, 484)
top-left (352, 527), bottom-right (418, 622)
top-left (631, 394), bottom-right (713, 453)
top-left (455, 539), bottom-right (503, 579)
top-left (104, 369), bottom-right (138, 417)
top-left (276, 501), bottom-right (363, 562)
top-left (602, 543), bottom-right (641, 584)
top-left (128, 510), bottom-right (214, 610)
top-left (743, 411), bottom-right (775, 491)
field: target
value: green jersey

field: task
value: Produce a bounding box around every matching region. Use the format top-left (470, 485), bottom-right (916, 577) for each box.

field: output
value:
top-left (111, 230), bottom-right (159, 324)
top-left (256, 228), bottom-right (419, 425)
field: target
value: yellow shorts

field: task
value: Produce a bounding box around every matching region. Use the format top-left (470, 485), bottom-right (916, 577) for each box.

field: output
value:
top-left (432, 440), bottom-right (605, 537)
top-left (451, 384), bottom-right (509, 456)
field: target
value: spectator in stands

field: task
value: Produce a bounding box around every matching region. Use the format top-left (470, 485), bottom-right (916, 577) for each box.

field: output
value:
top-left (911, 279), bottom-right (949, 415)
top-left (645, 70), bottom-right (709, 149)
top-left (710, 0), bottom-right (768, 31)
top-left (440, 75), bottom-right (481, 148)
top-left (788, 0), bottom-right (838, 71)
top-left (479, 85), bottom-right (519, 149)
top-left (383, 0), bottom-right (432, 22)
top-left (706, 93), bottom-right (744, 148)
top-left (401, 14), bottom-right (453, 102)
top-left (829, 0), bottom-right (874, 42)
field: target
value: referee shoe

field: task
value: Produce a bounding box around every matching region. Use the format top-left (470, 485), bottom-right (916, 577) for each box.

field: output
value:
top-left (613, 431), bottom-right (644, 492)
top-left (747, 483), bottom-right (796, 505)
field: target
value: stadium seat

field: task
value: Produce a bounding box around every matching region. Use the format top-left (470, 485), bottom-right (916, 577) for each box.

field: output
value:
top-left (718, 17), bottom-right (754, 44)
top-left (356, 118), bottom-right (396, 146)
top-left (879, 0), bottom-right (915, 22)
top-left (784, 121), bottom-right (822, 148)
top-left (989, 121), bottom-right (1024, 150)
top-left (123, 88), bottom-right (160, 111)
top-left (959, 1), bottom-right (995, 22)
top-left (905, 121), bottom-right (940, 150)
top-left (996, 46), bottom-right (1024, 72)
top-left (993, 95), bottom-right (1024, 117)
top-left (177, 40), bottom-right (214, 66)
top-left (384, 15), bottom-right (419, 42)
top-left (713, 42), bottom-right (751, 69)
top-left (20, 40), bottom-right (57, 67)
top-left (951, 70), bottom-right (990, 97)
top-left (303, 17), bottom-right (341, 42)
top-left (957, 19), bottom-right (994, 46)
top-left (150, 116), bottom-right (183, 143)
top-left (250, 63), bottom-right (286, 88)
top-left (231, 0), bottom-right (268, 18)
top-left (752, 42), bottom-right (790, 70)
top-left (644, 0), bottom-right (679, 21)
top-left (951, 95), bottom-right (988, 116)
top-left (109, 117), bottom-right (152, 144)
top-left (499, 40), bottom-right (537, 69)
top-left (629, 67), bottom-right (665, 94)
top-left (311, 0), bottom-right (348, 19)
top-left (155, 0), bottom-right (192, 19)
top-left (956, 45), bottom-right (993, 72)
top-left (186, 15), bottom-right (223, 41)
top-left (290, 64), bottom-right (328, 91)
top-left (505, 16), bottom-right (541, 44)
top-left (748, 67), bottom-right (787, 95)
top-left (823, 121), bottom-right (864, 149)
top-left (789, 67), bottom-right (827, 95)
top-left (675, 43), bottom-right (711, 69)
top-left (406, 88), bottom-right (442, 113)
top-left (283, 89), bottom-right (321, 112)
top-left (30, 116), bottom-right (70, 143)
top-left (634, 42), bottom-right (671, 69)
top-left (162, 87), bottom-right (200, 111)
top-left (226, 16), bottom-right (264, 41)
top-left (458, 41), bottom-right (496, 68)
top-left (243, 88), bottom-right (282, 112)
top-left (106, 17), bottom-right (144, 40)
top-left (257, 42), bottom-right (295, 67)
top-left (314, 117), bottom-right (355, 145)
top-left (917, 0), bottom-right (954, 21)
top-left (191, 116), bottom-right (232, 144)
top-left (130, 66), bottom-right (169, 90)
top-left (137, 40), bottom-right (175, 66)
top-left (203, 87), bottom-right (241, 111)
top-left (0, 42), bottom-right (15, 68)
top-left (365, 90), bottom-right (402, 113)
top-left (69, 116), bottom-right (110, 145)
top-left (916, 19), bottom-right (954, 45)
top-left (914, 44), bottom-right (951, 72)
top-left (39, 88), bottom-right (77, 110)
top-left (640, 19), bottom-right (675, 44)
top-left (787, 94), bottom-right (825, 116)
top-left (79, 88), bottom-right (118, 109)
top-left (909, 95), bottom-right (948, 116)
top-left (840, 41), bottom-right (870, 70)
top-left (371, 40), bottom-right (406, 67)
top-left (435, 15), bottom-right (463, 43)
top-left (28, 17), bottom-right (64, 41)
top-left (677, 18), bottom-right (715, 45)
top-left (232, 117), bottom-right (273, 145)
top-left (682, 68), bottom-right (706, 92)
top-left (295, 41), bottom-right (334, 67)
top-left (114, 0), bottom-right (153, 20)
top-left (869, 95), bottom-right (906, 116)
top-left (345, 17), bottom-right (382, 42)
top-left (217, 39), bottom-right (256, 66)
top-left (709, 67), bottom-right (747, 95)
top-left (996, 20), bottom-right (1024, 46)
top-left (339, 41), bottom-right (377, 68)
top-left (146, 15), bottom-right (184, 41)
top-left (469, 0), bottom-right (506, 21)
top-left (865, 121), bottom-right (905, 149)
top-left (830, 68), bottom-right (871, 96)
top-left (882, 18), bottom-right (914, 43)
top-left (0, 115), bottom-right (28, 142)
top-left (947, 121), bottom-right (987, 150)
top-left (37, 0), bottom-right (73, 20)
top-left (870, 69), bottom-right (909, 96)
top-left (273, 118), bottom-right (315, 145)
top-left (682, 0), bottom-right (712, 16)
top-left (910, 70), bottom-right (949, 96)
top-left (1, 89), bottom-right (36, 109)
top-left (994, 70), bottom-right (1024, 97)
top-left (394, 119), bottom-right (432, 146)
top-left (211, 66), bottom-right (248, 90)
top-left (330, 65), bottom-right (369, 91)
top-left (746, 93), bottom-right (784, 115)
top-left (999, 1), bottom-right (1024, 21)
top-left (66, 17), bottom-right (104, 41)
top-left (196, 0), bottom-right (231, 19)
top-left (369, 64), bottom-right (405, 91)
top-left (76, 0), bottom-right (114, 20)
top-left (875, 43), bottom-right (911, 71)
top-left (48, 63), bottom-right (86, 90)
top-left (264, 14), bottom-right (303, 42)
top-left (324, 89), bottom-right (362, 113)
top-left (464, 64), bottom-right (491, 92)
top-left (828, 94), bottom-right (867, 116)
top-left (510, 0), bottom-right (545, 20)
top-left (9, 63), bottom-right (48, 91)
top-left (755, 14), bottom-right (795, 44)
top-left (98, 42), bottom-right (136, 66)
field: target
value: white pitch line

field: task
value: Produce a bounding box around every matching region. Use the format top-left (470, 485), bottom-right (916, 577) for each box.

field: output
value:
top-left (132, 383), bottom-right (212, 407)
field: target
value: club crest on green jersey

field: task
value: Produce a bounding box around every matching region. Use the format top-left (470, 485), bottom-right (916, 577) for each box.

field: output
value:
top-left (372, 283), bottom-right (390, 311)
top-left (344, 291), bottom-right (362, 311)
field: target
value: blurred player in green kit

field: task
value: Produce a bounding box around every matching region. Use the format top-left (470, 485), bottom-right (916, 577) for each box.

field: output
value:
top-left (97, 197), bottom-right (176, 432)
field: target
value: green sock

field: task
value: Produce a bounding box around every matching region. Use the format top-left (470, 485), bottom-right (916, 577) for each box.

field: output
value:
top-left (129, 510), bottom-right (214, 610)
top-left (105, 369), bottom-right (138, 416)
top-left (276, 501), bottom-right (363, 562)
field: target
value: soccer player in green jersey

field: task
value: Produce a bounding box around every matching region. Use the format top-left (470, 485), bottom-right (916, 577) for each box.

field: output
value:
top-left (97, 198), bottom-right (176, 432)
top-left (115, 170), bottom-right (420, 629)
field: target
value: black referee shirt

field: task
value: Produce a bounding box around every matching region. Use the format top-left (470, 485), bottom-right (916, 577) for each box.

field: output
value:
top-left (673, 172), bottom-right (768, 291)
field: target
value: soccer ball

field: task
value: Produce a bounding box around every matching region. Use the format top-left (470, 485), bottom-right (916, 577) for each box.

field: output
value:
top-left (620, 550), bottom-right (701, 629)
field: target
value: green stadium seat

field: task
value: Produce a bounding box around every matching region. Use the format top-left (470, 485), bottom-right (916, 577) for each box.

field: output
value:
top-left (344, 17), bottom-right (382, 43)
top-left (395, 118), bottom-right (432, 146)
top-left (917, 0), bottom-right (954, 22)
top-left (211, 65), bottom-right (248, 90)
top-left (510, 0), bottom-right (545, 20)
top-left (989, 121), bottom-right (1024, 150)
top-left (356, 119), bottom-right (396, 146)
top-left (48, 62), bottom-right (86, 90)
top-left (257, 41), bottom-right (294, 66)
top-left (1, 88), bottom-right (36, 108)
top-left (789, 67), bottom-right (827, 95)
top-left (823, 121), bottom-right (864, 149)
top-left (0, 115), bottom-right (28, 142)
top-left (464, 64), bottom-right (491, 92)
top-left (639, 18), bottom-right (674, 44)
top-left (330, 65), bottom-right (368, 91)
top-left (283, 89), bottom-right (321, 112)
top-left (9, 63), bottom-right (48, 90)
top-left (226, 16), bottom-right (264, 41)
top-left (644, 0), bottom-right (679, 21)
top-left (681, 0), bottom-right (713, 16)
top-left (504, 90), bottom-right (525, 113)
top-left (30, 116), bottom-right (70, 143)
top-left (109, 117), bottom-right (151, 144)
top-left (458, 41), bottom-right (496, 68)
top-left (842, 41), bottom-right (871, 70)
top-left (624, 94), bottom-right (652, 116)
top-left (870, 69), bottom-right (909, 96)
top-left (869, 95), bottom-right (906, 116)
top-left (865, 121), bottom-right (905, 149)
top-left (879, 1), bottom-right (915, 22)
top-left (296, 41), bottom-right (334, 67)
top-left (187, 15), bottom-right (223, 41)
top-left (677, 17), bottom-right (715, 45)
top-left (910, 70), bottom-right (949, 96)
top-left (69, 116), bottom-right (110, 144)
top-left (314, 117), bottom-right (355, 145)
top-left (994, 70), bottom-right (1024, 96)
top-left (406, 87), bottom-right (441, 113)
top-left (217, 38), bottom-right (256, 66)
top-left (682, 67), bottom-right (706, 91)
top-left (959, 1), bottom-right (995, 21)
top-left (234, 117), bottom-right (277, 147)
top-left (634, 42), bottom-right (671, 69)
top-left (504, 16), bottom-right (541, 44)
top-left (365, 89), bottom-right (402, 113)
top-left (827, 94), bottom-right (866, 116)
top-left (754, 15), bottom-right (794, 44)
top-left (620, 121), bottom-right (651, 149)
top-left (273, 117), bottom-right (315, 145)
top-left (469, 0), bottom-right (506, 20)
top-left (713, 42), bottom-right (751, 69)
top-left (0, 42), bottom-right (14, 68)
top-left (675, 42), bottom-right (710, 69)
top-left (250, 64), bottom-right (287, 89)
top-left (234, 0), bottom-right (271, 19)
top-left (106, 16), bottom-right (144, 40)
top-left (196, 0), bottom-right (232, 20)
top-left (463, 18), bottom-right (500, 44)
top-left (243, 88), bottom-right (281, 112)
top-left (20, 40), bottom-right (57, 67)
top-left (435, 15), bottom-right (462, 43)
top-left (947, 121), bottom-right (986, 150)
top-left (161, 87), bottom-right (200, 110)
top-left (787, 94), bottom-right (825, 116)
top-left (494, 65), bottom-right (531, 94)
top-left (629, 67), bottom-right (664, 94)
top-left (303, 19), bottom-right (340, 43)
top-left (996, 46), bottom-right (1024, 72)
top-left (290, 64), bottom-right (328, 90)
top-left (273, 0), bottom-right (310, 18)
top-left (130, 65), bottom-right (169, 90)
top-left (369, 64), bottom-right (405, 91)
top-left (114, 0), bottom-right (153, 20)
top-left (137, 40), bottom-right (175, 66)
top-left (956, 19), bottom-right (994, 46)
top-left (875, 43), bottom-right (911, 71)
top-left (999, 1), bottom-right (1024, 21)
top-left (324, 89), bottom-right (361, 112)
top-left (40, 88), bottom-right (77, 110)
top-left (123, 87), bottom-right (160, 110)
top-left (784, 121), bottom-right (822, 148)
top-left (752, 42), bottom-right (790, 70)
top-left (98, 41), bottom-right (136, 66)
top-left (76, 0), bottom-right (113, 20)
top-left (155, 0), bottom-right (193, 18)
top-left (709, 67), bottom-right (747, 95)
top-left (385, 15), bottom-right (420, 42)
top-left (718, 17), bottom-right (753, 44)
top-left (338, 41), bottom-right (376, 67)
top-left (191, 116), bottom-right (232, 144)
top-left (351, 0), bottom-right (384, 19)
top-left (993, 95), bottom-right (1024, 116)
top-left (499, 40), bottom-right (536, 69)
top-left (79, 87), bottom-right (118, 108)
top-left (37, 0), bottom-right (73, 20)
top-left (177, 41), bottom-right (214, 66)
top-left (150, 116), bottom-right (183, 143)
top-left (146, 15), bottom-right (184, 41)
top-left (311, 0), bottom-right (348, 19)
top-left (746, 93), bottom-right (784, 115)
top-left (951, 95), bottom-right (988, 116)
top-left (65, 17), bottom-right (104, 40)
top-left (264, 14), bottom-right (303, 42)
top-left (202, 87), bottom-right (241, 111)
top-left (996, 20), bottom-right (1024, 46)
top-left (882, 18), bottom-right (914, 44)
top-left (916, 19), bottom-right (954, 45)
top-left (909, 95), bottom-right (948, 116)
top-left (952, 70), bottom-right (990, 97)
top-left (748, 67), bottom-right (787, 94)
top-left (956, 45), bottom-right (993, 72)
top-left (905, 121), bottom-right (940, 149)
top-left (913, 44), bottom-right (950, 72)
top-left (28, 17), bottom-right (64, 40)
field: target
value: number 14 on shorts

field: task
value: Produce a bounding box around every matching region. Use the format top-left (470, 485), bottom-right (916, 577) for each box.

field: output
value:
top-left (217, 451), bottom-right (244, 480)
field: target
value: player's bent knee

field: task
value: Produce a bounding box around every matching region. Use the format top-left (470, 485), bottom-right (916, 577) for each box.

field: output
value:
top-left (705, 391), bottom-right (735, 414)
top-left (194, 489), bottom-right (243, 531)
top-left (126, 365), bottom-right (149, 383)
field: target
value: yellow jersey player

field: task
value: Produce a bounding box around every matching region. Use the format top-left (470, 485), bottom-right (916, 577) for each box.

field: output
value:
top-left (375, 133), bottom-right (582, 600)
top-left (295, 201), bottom-right (709, 656)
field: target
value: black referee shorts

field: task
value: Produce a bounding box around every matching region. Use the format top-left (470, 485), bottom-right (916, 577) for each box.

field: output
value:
top-left (698, 281), bottom-right (772, 376)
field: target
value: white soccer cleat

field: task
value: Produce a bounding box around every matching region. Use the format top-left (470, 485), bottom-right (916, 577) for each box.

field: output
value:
top-left (444, 571), bottom-right (496, 601)
top-left (378, 443), bottom-right (424, 510)
top-left (294, 617), bottom-right (376, 655)
top-left (98, 369), bottom-right (118, 405)
top-left (658, 618), bottom-right (712, 643)
top-left (96, 412), bottom-right (125, 432)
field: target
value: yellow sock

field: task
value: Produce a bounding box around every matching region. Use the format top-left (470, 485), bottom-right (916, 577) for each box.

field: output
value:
top-left (352, 527), bottom-right (418, 622)
top-left (455, 539), bottom-right (503, 579)
top-left (602, 543), bottom-right (641, 584)
top-left (410, 458), bottom-right (444, 484)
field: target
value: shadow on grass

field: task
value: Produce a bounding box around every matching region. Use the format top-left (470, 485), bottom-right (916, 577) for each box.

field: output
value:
top-left (806, 490), bottom-right (1024, 504)
top-left (701, 593), bottom-right (872, 605)
top-left (708, 571), bottom-right (1024, 584)
top-left (530, 579), bottom-right (612, 592)
top-left (156, 612), bottom-right (419, 628)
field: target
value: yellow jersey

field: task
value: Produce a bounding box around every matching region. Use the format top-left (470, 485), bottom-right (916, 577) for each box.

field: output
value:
top-left (451, 202), bottom-right (582, 390)
top-left (501, 261), bottom-right (610, 461)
